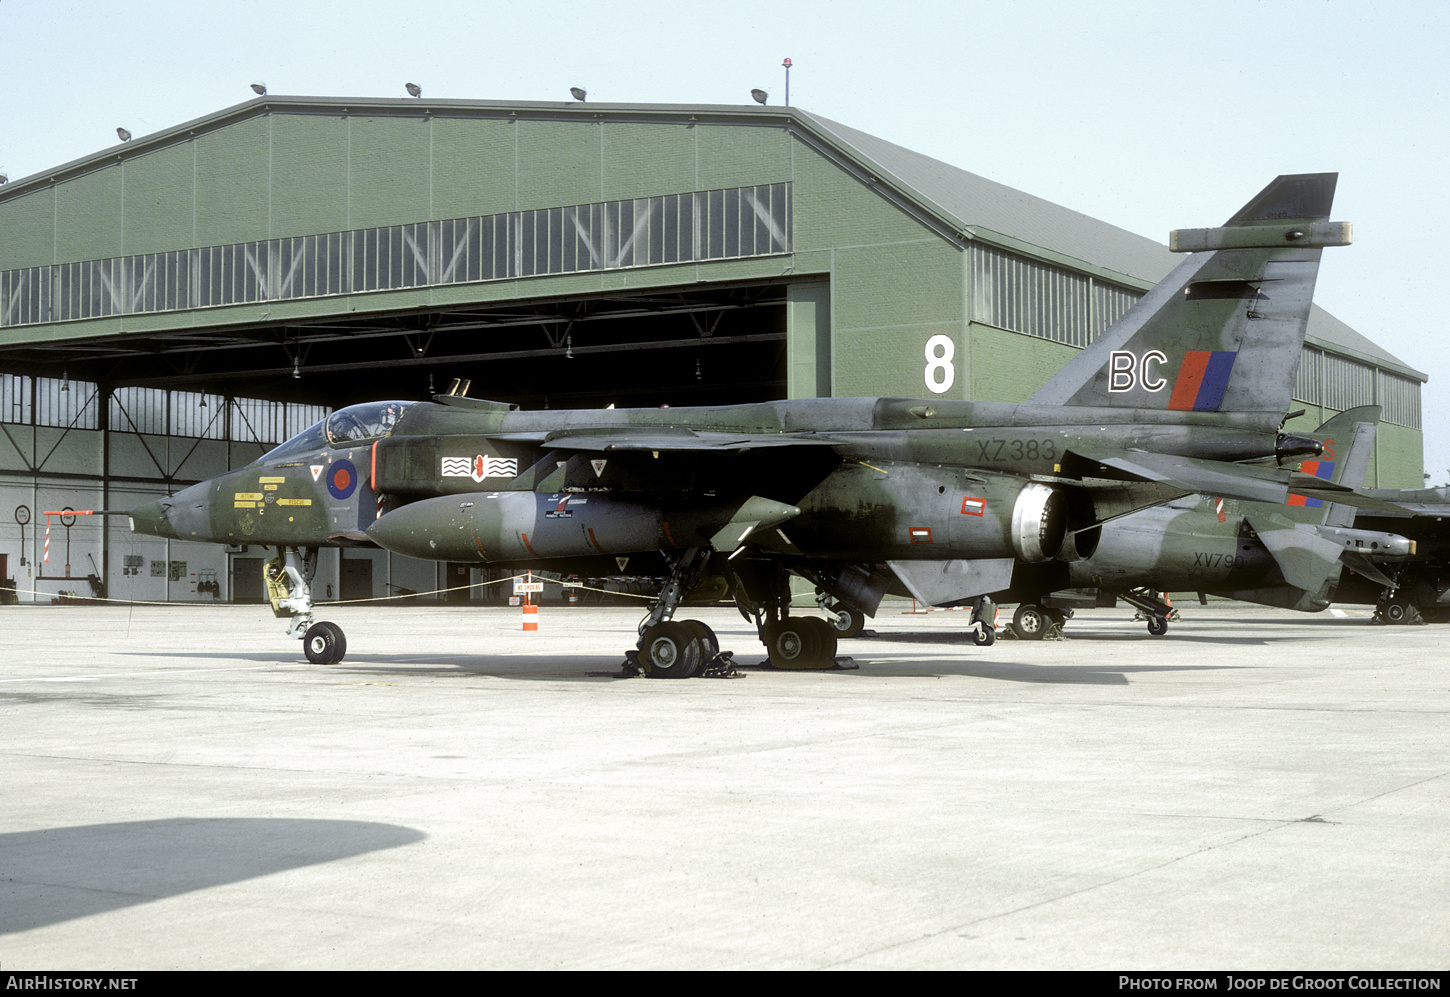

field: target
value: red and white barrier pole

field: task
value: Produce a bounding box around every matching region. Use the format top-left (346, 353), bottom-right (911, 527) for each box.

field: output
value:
top-left (521, 571), bottom-right (538, 632)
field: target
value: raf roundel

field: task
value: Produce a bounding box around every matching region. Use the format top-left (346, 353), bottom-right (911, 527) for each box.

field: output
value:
top-left (328, 459), bottom-right (359, 500)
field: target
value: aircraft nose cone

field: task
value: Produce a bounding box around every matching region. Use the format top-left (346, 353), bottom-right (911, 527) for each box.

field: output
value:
top-left (128, 497), bottom-right (177, 539)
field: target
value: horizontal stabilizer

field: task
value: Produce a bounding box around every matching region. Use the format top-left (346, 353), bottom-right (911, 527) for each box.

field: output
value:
top-left (1359, 485), bottom-right (1450, 518)
top-left (1063, 446), bottom-right (1409, 513)
top-left (1063, 448), bottom-right (1296, 505)
top-left (1283, 483), bottom-right (1407, 514)
top-left (887, 558), bottom-right (1014, 608)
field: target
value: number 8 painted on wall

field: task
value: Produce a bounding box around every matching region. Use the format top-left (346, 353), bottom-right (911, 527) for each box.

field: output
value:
top-left (925, 334), bottom-right (955, 394)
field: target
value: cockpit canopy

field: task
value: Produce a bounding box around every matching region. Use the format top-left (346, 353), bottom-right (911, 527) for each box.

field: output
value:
top-left (259, 401), bottom-right (415, 462)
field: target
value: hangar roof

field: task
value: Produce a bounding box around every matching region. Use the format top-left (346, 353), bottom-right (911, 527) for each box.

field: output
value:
top-left (795, 111), bottom-right (1424, 381)
top-left (0, 95), bottom-right (1422, 380)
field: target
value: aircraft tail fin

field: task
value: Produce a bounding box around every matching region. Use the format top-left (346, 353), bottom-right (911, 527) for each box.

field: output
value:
top-left (1029, 174), bottom-right (1349, 418)
top-left (1236, 405), bottom-right (1381, 602)
top-left (1280, 405), bottom-right (1380, 526)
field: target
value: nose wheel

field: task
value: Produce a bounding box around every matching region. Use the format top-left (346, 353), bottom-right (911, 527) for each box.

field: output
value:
top-left (267, 547), bottom-right (349, 664)
top-left (303, 621), bottom-right (348, 664)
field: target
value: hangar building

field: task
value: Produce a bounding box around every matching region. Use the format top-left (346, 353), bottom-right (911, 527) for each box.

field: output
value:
top-left (0, 96), bottom-right (1427, 603)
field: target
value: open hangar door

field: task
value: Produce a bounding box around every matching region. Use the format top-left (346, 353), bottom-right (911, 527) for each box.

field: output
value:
top-left (0, 279), bottom-right (795, 604)
top-left (19, 280), bottom-right (796, 413)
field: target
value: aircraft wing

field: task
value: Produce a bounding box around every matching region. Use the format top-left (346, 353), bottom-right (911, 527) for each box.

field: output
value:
top-left (1061, 447), bottom-right (1408, 513)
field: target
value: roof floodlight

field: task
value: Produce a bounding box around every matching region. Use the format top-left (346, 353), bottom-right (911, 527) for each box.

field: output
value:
top-left (116, 127), bottom-right (132, 142)
top-left (0, 174), bottom-right (8, 185)
top-left (251, 82), bottom-right (267, 96)
top-left (750, 89), bottom-right (768, 105)
top-left (405, 82), bottom-right (422, 98)
top-left (570, 87), bottom-right (587, 102)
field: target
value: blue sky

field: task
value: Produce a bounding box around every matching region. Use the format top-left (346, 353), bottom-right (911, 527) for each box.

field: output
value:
top-left (3, 0), bottom-right (1447, 480)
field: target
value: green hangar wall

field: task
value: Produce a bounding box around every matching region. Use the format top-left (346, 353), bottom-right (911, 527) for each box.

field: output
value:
top-left (0, 98), bottom-right (1425, 458)
top-left (0, 97), bottom-right (1429, 601)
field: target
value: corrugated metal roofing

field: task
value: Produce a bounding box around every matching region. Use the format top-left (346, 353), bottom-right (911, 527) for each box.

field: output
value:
top-left (794, 110), bottom-right (1422, 381)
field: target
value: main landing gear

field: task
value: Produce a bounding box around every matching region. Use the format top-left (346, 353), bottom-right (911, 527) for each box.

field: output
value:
top-left (1008, 602), bottom-right (1070, 641)
top-left (1121, 588), bottom-right (1172, 637)
top-left (816, 590), bottom-right (866, 638)
top-left (626, 547), bottom-right (734, 678)
top-left (1375, 590), bottom-right (1424, 625)
top-left (730, 562), bottom-right (845, 670)
top-left (970, 596), bottom-right (998, 646)
top-left (265, 547), bottom-right (348, 664)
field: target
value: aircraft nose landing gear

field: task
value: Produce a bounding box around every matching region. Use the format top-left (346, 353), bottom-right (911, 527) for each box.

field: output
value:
top-left (266, 547), bottom-right (347, 664)
top-left (303, 621), bottom-right (348, 665)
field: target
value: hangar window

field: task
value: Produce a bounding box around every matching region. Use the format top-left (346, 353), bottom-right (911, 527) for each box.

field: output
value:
top-left (110, 386), bottom-right (168, 435)
top-left (227, 399), bottom-right (329, 446)
top-left (0, 184), bottom-right (791, 329)
top-left (971, 244), bottom-right (1141, 348)
top-left (1, 374), bottom-right (32, 425)
top-left (1324, 353), bottom-right (1378, 412)
top-left (34, 375), bottom-right (98, 430)
top-left (1379, 372), bottom-right (1422, 430)
top-left (1293, 346), bottom-right (1422, 430)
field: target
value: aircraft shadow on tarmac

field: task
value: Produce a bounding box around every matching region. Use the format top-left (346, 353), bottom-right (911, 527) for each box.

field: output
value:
top-left (121, 650), bottom-right (644, 681)
top-left (841, 658), bottom-right (1244, 685)
top-left (120, 648), bottom-right (1243, 686)
top-left (0, 818), bottom-right (425, 933)
top-left (854, 629), bottom-right (1353, 646)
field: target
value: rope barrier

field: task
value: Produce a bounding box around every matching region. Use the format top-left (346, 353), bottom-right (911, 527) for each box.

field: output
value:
top-left (0, 571), bottom-right (659, 608)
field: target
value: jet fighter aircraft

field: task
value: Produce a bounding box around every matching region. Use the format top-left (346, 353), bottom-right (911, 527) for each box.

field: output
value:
top-left (129, 173), bottom-right (1384, 673)
top-left (1326, 484), bottom-right (1450, 624)
top-left (996, 405), bottom-right (1414, 638)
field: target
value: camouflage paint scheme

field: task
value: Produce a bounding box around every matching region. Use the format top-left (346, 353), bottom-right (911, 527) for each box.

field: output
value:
top-left (1332, 485), bottom-right (1450, 623)
top-left (1051, 406), bottom-right (1395, 617)
top-left (130, 174), bottom-right (1387, 668)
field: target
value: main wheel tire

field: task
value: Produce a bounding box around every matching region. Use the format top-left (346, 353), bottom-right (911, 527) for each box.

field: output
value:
top-left (1045, 609), bottom-right (1068, 633)
top-left (321, 621), bottom-right (347, 663)
top-left (1382, 596), bottom-right (1418, 625)
top-left (1012, 604), bottom-right (1049, 641)
top-left (972, 624), bottom-right (996, 647)
top-left (303, 621), bottom-right (343, 664)
top-left (680, 620), bottom-right (719, 658)
top-left (824, 606), bottom-right (865, 638)
top-left (1418, 606), bottom-right (1450, 624)
top-left (766, 618), bottom-right (825, 670)
top-left (641, 621), bottom-right (703, 678)
top-left (803, 616), bottom-right (839, 665)
top-left (1147, 616), bottom-right (1169, 636)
